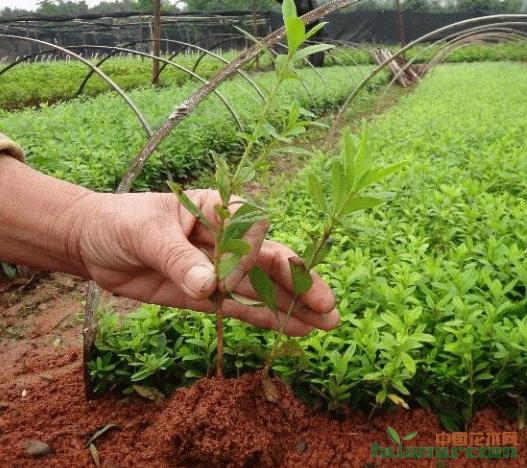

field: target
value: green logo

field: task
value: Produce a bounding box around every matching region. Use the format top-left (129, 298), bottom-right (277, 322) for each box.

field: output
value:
top-left (371, 427), bottom-right (517, 460)
top-left (386, 427), bottom-right (418, 446)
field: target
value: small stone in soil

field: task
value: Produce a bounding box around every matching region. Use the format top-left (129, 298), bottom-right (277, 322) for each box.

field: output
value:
top-left (22, 439), bottom-right (52, 457)
top-left (296, 439), bottom-right (307, 454)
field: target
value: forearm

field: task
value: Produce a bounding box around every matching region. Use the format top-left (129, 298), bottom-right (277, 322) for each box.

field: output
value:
top-left (0, 156), bottom-right (91, 277)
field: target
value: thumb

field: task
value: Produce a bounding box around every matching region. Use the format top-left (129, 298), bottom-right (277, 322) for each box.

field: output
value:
top-left (141, 227), bottom-right (217, 301)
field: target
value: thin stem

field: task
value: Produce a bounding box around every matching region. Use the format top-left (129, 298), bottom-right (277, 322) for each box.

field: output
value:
top-left (213, 208), bottom-right (228, 377)
top-left (263, 226), bottom-right (332, 376)
top-left (233, 71), bottom-right (287, 182)
top-left (213, 57), bottom-right (292, 377)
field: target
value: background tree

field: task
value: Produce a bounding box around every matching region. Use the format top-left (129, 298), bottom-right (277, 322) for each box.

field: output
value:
top-left (403, 0), bottom-right (430, 11)
top-left (185, 0), bottom-right (275, 10)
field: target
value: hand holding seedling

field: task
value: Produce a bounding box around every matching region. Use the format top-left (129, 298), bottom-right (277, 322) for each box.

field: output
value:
top-left (0, 157), bottom-right (337, 336)
top-left (74, 189), bottom-right (339, 336)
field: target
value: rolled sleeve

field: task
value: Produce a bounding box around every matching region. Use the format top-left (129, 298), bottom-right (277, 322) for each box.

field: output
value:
top-left (0, 133), bottom-right (25, 162)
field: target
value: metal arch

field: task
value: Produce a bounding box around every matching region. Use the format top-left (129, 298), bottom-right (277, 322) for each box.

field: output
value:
top-left (69, 45), bottom-right (244, 132)
top-left (191, 35), bottom-right (243, 74)
top-left (413, 22), bottom-right (527, 71)
top-left (376, 22), bottom-right (527, 108)
top-left (330, 13), bottom-right (527, 135)
top-left (75, 38), bottom-right (264, 102)
top-left (427, 31), bottom-right (527, 73)
top-left (0, 34), bottom-right (153, 137)
top-left (152, 39), bottom-right (265, 100)
top-left (75, 38), bottom-right (160, 96)
top-left (426, 25), bottom-right (527, 68)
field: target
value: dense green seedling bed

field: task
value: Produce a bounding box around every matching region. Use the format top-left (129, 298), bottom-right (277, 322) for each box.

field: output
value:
top-left (91, 63), bottom-right (527, 429)
top-left (1, 41), bottom-right (525, 110)
top-left (332, 40), bottom-right (527, 67)
top-left (0, 53), bottom-right (240, 110)
top-left (0, 65), bottom-right (385, 191)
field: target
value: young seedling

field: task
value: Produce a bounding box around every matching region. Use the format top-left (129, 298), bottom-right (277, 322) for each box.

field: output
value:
top-left (168, 0), bottom-right (334, 378)
top-left (256, 125), bottom-right (406, 399)
top-left (169, 1), bottom-right (405, 396)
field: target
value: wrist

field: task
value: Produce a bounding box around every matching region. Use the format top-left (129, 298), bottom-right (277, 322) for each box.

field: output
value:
top-left (49, 191), bottom-right (107, 278)
top-left (0, 157), bottom-right (99, 276)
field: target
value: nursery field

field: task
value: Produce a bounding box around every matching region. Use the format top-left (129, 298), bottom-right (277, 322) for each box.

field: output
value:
top-left (1, 40), bottom-right (526, 110)
top-left (89, 62), bottom-right (527, 425)
top-left (0, 60), bottom-right (526, 466)
top-left (0, 64), bottom-right (387, 190)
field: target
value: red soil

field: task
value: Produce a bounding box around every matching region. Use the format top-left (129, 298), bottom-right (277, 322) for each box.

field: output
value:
top-left (0, 274), bottom-right (525, 467)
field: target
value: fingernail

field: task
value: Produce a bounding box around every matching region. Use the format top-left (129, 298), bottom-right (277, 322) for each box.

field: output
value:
top-left (182, 264), bottom-right (216, 299)
top-left (327, 308), bottom-right (341, 328)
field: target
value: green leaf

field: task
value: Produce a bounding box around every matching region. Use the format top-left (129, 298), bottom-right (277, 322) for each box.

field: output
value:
top-left (391, 379), bottom-right (410, 395)
top-left (220, 239), bottom-right (251, 256)
top-left (86, 423), bottom-right (119, 447)
top-left (288, 256), bottom-right (313, 295)
top-left (223, 203), bottom-right (266, 242)
top-left (357, 160), bottom-right (407, 190)
top-left (340, 196), bottom-right (382, 216)
top-left (307, 173), bottom-right (326, 211)
top-left (235, 164), bottom-right (256, 187)
top-left (211, 152), bottom-right (231, 204)
top-left (282, 0), bottom-right (297, 22)
top-left (218, 254), bottom-right (242, 280)
top-left (401, 352), bottom-right (416, 374)
top-left (132, 385), bottom-right (165, 403)
top-left (376, 388), bottom-right (387, 404)
top-left (331, 160), bottom-right (346, 212)
top-left (403, 431), bottom-right (418, 441)
top-left (355, 123), bottom-right (370, 170)
top-left (286, 17), bottom-right (306, 54)
top-left (167, 181), bottom-right (211, 230)
top-left (304, 22), bottom-right (328, 41)
top-left (387, 426), bottom-right (401, 444)
top-left (282, 146), bottom-right (314, 157)
top-left (294, 44), bottom-right (334, 62)
top-left (342, 130), bottom-right (357, 184)
top-left (248, 266), bottom-right (277, 312)
top-left (363, 371), bottom-right (383, 380)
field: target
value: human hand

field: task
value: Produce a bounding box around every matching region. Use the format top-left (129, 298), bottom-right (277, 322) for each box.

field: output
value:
top-left (73, 189), bottom-right (339, 336)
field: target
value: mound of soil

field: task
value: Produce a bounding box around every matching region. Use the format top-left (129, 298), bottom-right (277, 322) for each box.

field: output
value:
top-left (139, 373), bottom-right (305, 467)
top-left (0, 364), bottom-right (524, 467)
